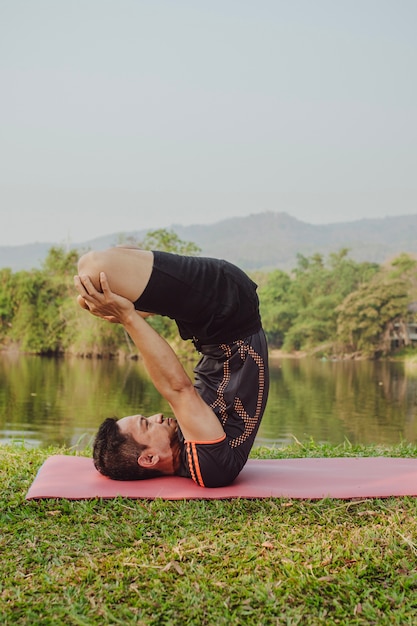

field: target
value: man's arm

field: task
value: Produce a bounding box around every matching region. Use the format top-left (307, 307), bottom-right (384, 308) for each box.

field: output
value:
top-left (74, 272), bottom-right (225, 443)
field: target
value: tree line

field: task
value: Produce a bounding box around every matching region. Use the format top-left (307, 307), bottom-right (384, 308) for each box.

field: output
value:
top-left (0, 229), bottom-right (416, 359)
top-left (258, 249), bottom-right (417, 357)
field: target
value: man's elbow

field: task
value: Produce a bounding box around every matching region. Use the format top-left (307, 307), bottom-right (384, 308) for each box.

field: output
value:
top-left (170, 375), bottom-right (194, 396)
top-left (164, 375), bottom-right (195, 404)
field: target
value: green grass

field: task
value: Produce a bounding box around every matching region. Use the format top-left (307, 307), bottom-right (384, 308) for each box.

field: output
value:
top-left (2, 442), bottom-right (417, 625)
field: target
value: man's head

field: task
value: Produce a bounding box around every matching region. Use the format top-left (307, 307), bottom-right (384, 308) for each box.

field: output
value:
top-left (93, 413), bottom-right (180, 480)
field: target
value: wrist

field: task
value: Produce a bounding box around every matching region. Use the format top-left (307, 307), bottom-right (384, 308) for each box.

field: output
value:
top-left (122, 309), bottom-right (144, 329)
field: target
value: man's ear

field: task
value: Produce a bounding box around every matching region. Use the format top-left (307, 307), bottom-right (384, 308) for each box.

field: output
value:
top-left (137, 452), bottom-right (160, 468)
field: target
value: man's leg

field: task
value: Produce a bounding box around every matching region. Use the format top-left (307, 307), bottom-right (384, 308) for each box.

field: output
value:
top-left (75, 271), bottom-right (225, 444)
top-left (77, 247), bottom-right (154, 303)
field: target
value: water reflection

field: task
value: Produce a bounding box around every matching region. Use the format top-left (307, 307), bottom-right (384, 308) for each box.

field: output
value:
top-left (261, 357), bottom-right (417, 446)
top-left (1, 352), bottom-right (417, 449)
top-left (0, 352), bottom-right (173, 449)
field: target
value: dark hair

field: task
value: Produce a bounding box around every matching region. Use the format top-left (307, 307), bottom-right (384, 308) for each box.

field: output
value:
top-left (93, 417), bottom-right (164, 481)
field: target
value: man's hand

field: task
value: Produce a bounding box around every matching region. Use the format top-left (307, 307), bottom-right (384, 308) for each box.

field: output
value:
top-left (74, 272), bottom-right (135, 325)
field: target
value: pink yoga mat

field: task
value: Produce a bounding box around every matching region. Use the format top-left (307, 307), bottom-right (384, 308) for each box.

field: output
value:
top-left (25, 455), bottom-right (417, 500)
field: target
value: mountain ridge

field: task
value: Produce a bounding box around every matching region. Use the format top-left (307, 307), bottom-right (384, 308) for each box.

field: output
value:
top-left (2, 211), bottom-right (417, 272)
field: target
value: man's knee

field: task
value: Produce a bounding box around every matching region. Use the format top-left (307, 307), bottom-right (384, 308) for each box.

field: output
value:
top-left (77, 251), bottom-right (107, 290)
top-left (77, 247), bottom-right (152, 302)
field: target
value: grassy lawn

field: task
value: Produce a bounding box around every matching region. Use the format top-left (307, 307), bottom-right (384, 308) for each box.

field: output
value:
top-left (2, 442), bottom-right (417, 625)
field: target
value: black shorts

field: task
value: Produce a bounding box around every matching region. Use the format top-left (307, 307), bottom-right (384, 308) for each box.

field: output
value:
top-left (178, 329), bottom-right (269, 487)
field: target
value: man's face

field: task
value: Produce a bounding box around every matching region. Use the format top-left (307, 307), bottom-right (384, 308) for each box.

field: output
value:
top-left (117, 413), bottom-right (179, 473)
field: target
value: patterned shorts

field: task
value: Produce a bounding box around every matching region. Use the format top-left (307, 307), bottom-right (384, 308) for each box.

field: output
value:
top-left (180, 329), bottom-right (269, 487)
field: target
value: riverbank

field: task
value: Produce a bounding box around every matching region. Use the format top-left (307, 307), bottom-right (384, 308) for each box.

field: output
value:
top-left (270, 347), bottom-right (417, 363)
top-left (3, 442), bottom-right (417, 625)
top-left (269, 348), bottom-right (308, 359)
top-left (3, 341), bottom-right (417, 363)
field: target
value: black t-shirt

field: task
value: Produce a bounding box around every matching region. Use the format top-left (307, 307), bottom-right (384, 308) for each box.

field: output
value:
top-left (134, 251), bottom-right (261, 345)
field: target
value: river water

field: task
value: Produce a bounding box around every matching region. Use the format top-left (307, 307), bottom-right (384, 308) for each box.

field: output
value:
top-left (1, 352), bottom-right (417, 449)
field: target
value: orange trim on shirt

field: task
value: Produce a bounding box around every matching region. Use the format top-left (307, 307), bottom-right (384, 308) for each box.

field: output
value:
top-left (186, 442), bottom-right (198, 485)
top-left (190, 443), bottom-right (205, 487)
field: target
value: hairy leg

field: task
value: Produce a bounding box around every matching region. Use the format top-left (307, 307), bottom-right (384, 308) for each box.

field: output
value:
top-left (77, 247), bottom-right (154, 303)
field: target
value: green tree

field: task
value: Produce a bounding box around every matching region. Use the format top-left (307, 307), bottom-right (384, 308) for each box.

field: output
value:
top-left (283, 293), bottom-right (342, 351)
top-left (0, 246), bottom-right (116, 355)
top-left (7, 269), bottom-right (65, 353)
top-left (282, 250), bottom-right (378, 351)
top-left (336, 254), bottom-right (417, 357)
top-left (41, 246), bottom-right (79, 277)
top-left (0, 268), bottom-right (15, 339)
top-left (136, 228), bottom-right (201, 256)
top-left (388, 252), bottom-right (417, 280)
top-left (38, 244), bottom-right (133, 356)
top-left (337, 278), bottom-right (410, 357)
top-left (259, 269), bottom-right (293, 346)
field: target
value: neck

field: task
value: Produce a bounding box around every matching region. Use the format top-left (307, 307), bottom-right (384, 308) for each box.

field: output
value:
top-left (170, 436), bottom-right (182, 475)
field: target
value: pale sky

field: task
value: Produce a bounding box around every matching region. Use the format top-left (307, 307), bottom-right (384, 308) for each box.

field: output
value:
top-left (1, 0), bottom-right (416, 246)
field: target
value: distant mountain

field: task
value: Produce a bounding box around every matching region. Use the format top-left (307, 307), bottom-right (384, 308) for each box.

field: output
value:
top-left (1, 211), bottom-right (417, 272)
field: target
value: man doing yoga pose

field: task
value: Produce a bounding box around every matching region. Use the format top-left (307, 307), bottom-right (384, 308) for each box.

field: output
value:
top-left (74, 247), bottom-right (269, 488)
